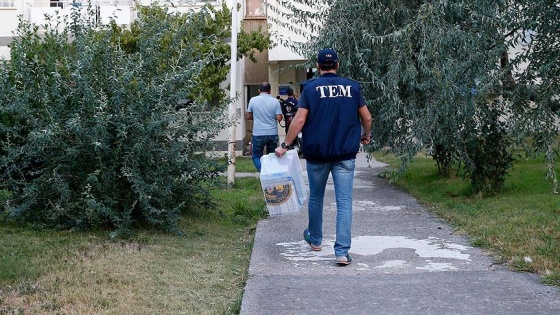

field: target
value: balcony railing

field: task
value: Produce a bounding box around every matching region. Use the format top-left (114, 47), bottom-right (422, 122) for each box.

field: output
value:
top-left (27, 1), bottom-right (135, 26)
top-left (25, 1), bottom-right (223, 27)
top-left (29, 1), bottom-right (218, 8)
top-left (0, 0), bottom-right (15, 8)
top-left (30, 1), bottom-right (135, 8)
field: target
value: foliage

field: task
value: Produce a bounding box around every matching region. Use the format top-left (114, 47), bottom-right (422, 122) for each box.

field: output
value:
top-left (0, 3), bottom-right (267, 233)
top-left (507, 0), bottom-right (559, 113)
top-left (461, 104), bottom-right (515, 196)
top-left (109, 3), bottom-right (270, 106)
top-left (268, 0), bottom-right (559, 193)
top-left (504, 0), bottom-right (560, 193)
top-left (0, 175), bottom-right (264, 313)
top-left (430, 144), bottom-right (454, 178)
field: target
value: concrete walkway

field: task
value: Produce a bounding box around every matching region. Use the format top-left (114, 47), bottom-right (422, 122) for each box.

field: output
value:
top-left (240, 152), bottom-right (560, 315)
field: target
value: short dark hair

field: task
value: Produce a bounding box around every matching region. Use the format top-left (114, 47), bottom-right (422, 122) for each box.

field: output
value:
top-left (287, 87), bottom-right (294, 96)
top-left (318, 63), bottom-right (337, 71)
top-left (259, 82), bottom-right (271, 92)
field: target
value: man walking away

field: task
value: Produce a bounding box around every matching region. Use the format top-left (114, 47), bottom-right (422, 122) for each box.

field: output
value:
top-left (275, 48), bottom-right (372, 266)
top-left (246, 82), bottom-right (283, 172)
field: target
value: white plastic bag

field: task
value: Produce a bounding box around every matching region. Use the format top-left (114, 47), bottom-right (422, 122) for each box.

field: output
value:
top-left (259, 150), bottom-right (307, 216)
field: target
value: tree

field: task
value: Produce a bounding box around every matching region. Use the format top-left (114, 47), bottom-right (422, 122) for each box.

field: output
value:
top-left (109, 3), bottom-right (270, 107)
top-left (270, 0), bottom-right (520, 195)
top-left (0, 3), bottom-right (270, 233)
top-left (505, 0), bottom-right (559, 193)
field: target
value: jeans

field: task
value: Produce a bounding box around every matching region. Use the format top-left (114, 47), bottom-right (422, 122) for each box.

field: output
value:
top-left (306, 159), bottom-right (355, 257)
top-left (251, 135), bottom-right (279, 172)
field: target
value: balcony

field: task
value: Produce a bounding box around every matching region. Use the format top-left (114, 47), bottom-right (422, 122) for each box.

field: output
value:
top-left (30, 1), bottom-right (135, 7)
top-left (30, 1), bottom-right (218, 8)
top-left (0, 0), bottom-right (15, 8)
top-left (27, 1), bottom-right (135, 27)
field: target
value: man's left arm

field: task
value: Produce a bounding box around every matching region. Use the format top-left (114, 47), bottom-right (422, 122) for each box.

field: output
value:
top-left (275, 100), bottom-right (283, 122)
top-left (358, 105), bottom-right (372, 145)
top-left (246, 101), bottom-right (254, 120)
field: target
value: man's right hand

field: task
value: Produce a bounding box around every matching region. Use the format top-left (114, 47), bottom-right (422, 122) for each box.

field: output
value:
top-left (275, 147), bottom-right (288, 157)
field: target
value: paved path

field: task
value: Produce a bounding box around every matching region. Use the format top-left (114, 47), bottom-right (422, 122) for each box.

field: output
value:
top-left (240, 152), bottom-right (560, 315)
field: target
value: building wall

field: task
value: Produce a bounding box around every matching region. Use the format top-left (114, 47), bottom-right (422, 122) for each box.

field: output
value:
top-left (0, 0), bottom-right (22, 56)
top-left (266, 0), bottom-right (309, 63)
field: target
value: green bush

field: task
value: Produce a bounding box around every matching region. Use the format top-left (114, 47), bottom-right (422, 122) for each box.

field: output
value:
top-left (0, 6), bottom-right (235, 233)
top-left (462, 105), bottom-right (515, 196)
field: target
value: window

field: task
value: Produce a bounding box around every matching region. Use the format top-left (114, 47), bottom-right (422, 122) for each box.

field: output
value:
top-left (0, 0), bottom-right (15, 8)
top-left (246, 85), bottom-right (260, 108)
top-left (246, 0), bottom-right (265, 17)
top-left (50, 0), bottom-right (63, 8)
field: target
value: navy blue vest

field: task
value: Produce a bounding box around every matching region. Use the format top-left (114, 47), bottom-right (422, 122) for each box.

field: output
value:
top-left (298, 73), bottom-right (366, 163)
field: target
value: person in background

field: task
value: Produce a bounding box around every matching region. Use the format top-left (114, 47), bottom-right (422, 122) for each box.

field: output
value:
top-left (281, 87), bottom-right (299, 135)
top-left (275, 48), bottom-right (372, 266)
top-left (246, 82), bottom-right (283, 172)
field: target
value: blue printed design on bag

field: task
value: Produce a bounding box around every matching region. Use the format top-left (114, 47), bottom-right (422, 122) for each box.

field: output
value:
top-left (263, 183), bottom-right (293, 205)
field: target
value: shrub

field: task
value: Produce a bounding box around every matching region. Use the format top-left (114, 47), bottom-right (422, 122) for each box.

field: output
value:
top-left (462, 104), bottom-right (515, 196)
top-left (0, 6), bottom-right (234, 233)
top-left (430, 143), bottom-right (455, 178)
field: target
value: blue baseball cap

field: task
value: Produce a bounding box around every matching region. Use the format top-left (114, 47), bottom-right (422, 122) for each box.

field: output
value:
top-left (317, 48), bottom-right (338, 65)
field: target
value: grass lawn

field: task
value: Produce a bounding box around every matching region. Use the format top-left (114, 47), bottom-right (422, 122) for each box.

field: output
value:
top-left (0, 175), bottom-right (265, 315)
top-left (3, 150), bottom-right (558, 314)
top-left (219, 156), bottom-right (258, 173)
top-left (373, 151), bottom-right (560, 286)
